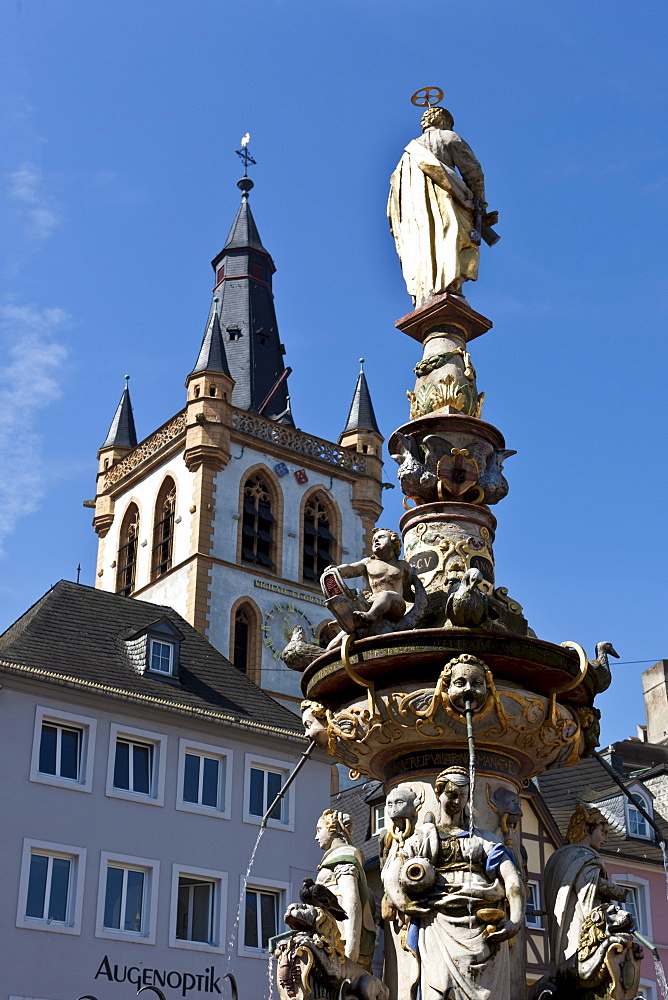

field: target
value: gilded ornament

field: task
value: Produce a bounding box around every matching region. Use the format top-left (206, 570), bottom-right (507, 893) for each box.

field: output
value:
top-left (407, 377), bottom-right (484, 419)
top-left (413, 347), bottom-right (476, 381)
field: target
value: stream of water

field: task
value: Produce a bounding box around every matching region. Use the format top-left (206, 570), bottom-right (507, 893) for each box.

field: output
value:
top-left (660, 841), bottom-right (668, 901)
top-left (266, 952), bottom-right (275, 1000)
top-left (654, 957), bottom-right (668, 1000)
top-left (226, 826), bottom-right (266, 972)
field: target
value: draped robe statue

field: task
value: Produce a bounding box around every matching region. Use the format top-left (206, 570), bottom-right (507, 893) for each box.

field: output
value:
top-left (543, 804), bottom-right (628, 971)
top-left (381, 768), bottom-right (524, 1000)
top-left (388, 106), bottom-right (486, 306)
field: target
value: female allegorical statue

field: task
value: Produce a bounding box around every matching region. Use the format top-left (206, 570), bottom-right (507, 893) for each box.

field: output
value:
top-left (382, 766), bottom-right (524, 1000)
top-left (315, 809), bottom-right (376, 970)
top-left (543, 803), bottom-right (629, 973)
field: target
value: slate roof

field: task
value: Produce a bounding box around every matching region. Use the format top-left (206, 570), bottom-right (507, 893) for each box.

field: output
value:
top-left (223, 192), bottom-right (267, 253)
top-left (101, 382), bottom-right (137, 450)
top-left (209, 187), bottom-right (293, 424)
top-left (333, 779), bottom-right (383, 867)
top-left (534, 742), bottom-right (668, 867)
top-left (0, 581), bottom-right (304, 743)
top-left (343, 367), bottom-right (380, 435)
top-left (190, 310), bottom-right (231, 377)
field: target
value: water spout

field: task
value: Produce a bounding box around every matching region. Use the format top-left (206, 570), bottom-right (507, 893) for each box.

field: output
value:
top-left (261, 740), bottom-right (317, 828)
top-left (464, 698), bottom-right (476, 837)
top-left (632, 930), bottom-right (668, 1000)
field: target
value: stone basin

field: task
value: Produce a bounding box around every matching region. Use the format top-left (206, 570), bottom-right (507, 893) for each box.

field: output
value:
top-left (301, 627), bottom-right (590, 708)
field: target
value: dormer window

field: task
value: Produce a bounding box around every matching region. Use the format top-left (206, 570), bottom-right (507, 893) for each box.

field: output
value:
top-left (228, 327), bottom-right (242, 341)
top-left (626, 789), bottom-right (653, 840)
top-left (124, 617), bottom-right (183, 682)
top-left (149, 638), bottom-right (174, 675)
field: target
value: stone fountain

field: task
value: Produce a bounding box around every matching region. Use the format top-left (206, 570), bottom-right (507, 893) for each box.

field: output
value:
top-left (274, 93), bottom-right (642, 1000)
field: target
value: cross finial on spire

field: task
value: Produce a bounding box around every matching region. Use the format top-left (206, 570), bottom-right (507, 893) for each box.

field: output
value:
top-left (236, 133), bottom-right (256, 177)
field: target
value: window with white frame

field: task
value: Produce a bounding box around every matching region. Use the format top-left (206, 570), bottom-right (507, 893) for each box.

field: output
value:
top-left (30, 707), bottom-right (96, 792)
top-left (238, 875), bottom-right (290, 957)
top-left (612, 874), bottom-right (651, 937)
top-left (372, 803), bottom-right (386, 834)
top-left (638, 981), bottom-right (657, 1000)
top-left (106, 724), bottom-right (166, 805)
top-left (170, 864), bottom-right (227, 953)
top-left (96, 852), bottom-right (159, 944)
top-left (149, 638), bottom-right (174, 675)
top-left (626, 790), bottom-right (653, 840)
top-left (16, 839), bottom-right (86, 935)
top-left (526, 880), bottom-right (543, 928)
top-left (244, 888), bottom-right (279, 951)
top-left (176, 740), bottom-right (231, 817)
top-left (244, 754), bottom-right (292, 829)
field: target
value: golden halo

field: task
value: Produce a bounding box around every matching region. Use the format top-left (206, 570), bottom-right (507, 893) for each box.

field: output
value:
top-left (411, 86), bottom-right (444, 108)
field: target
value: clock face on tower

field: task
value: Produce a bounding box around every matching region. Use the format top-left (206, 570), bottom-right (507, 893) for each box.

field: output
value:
top-left (261, 602), bottom-right (316, 660)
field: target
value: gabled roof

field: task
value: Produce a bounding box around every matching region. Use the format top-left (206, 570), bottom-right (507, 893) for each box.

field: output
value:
top-left (343, 364), bottom-right (380, 435)
top-left (190, 309), bottom-right (231, 378)
top-left (101, 382), bottom-right (137, 450)
top-left (535, 745), bottom-right (668, 866)
top-left (0, 581), bottom-right (303, 742)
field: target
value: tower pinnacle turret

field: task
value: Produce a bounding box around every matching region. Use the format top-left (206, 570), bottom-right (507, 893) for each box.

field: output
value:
top-left (100, 376), bottom-right (137, 451)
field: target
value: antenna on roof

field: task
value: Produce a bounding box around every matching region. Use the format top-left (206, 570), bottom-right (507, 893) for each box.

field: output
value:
top-left (76, 564), bottom-right (81, 584)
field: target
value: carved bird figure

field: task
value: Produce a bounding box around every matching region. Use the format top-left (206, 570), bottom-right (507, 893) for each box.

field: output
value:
top-left (476, 448), bottom-right (517, 505)
top-left (299, 878), bottom-right (348, 920)
top-left (445, 568), bottom-right (499, 628)
top-left (390, 432), bottom-right (437, 502)
top-left (588, 641), bottom-right (620, 694)
top-left (281, 626), bottom-right (323, 672)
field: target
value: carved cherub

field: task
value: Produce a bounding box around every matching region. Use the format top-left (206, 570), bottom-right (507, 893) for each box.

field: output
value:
top-left (322, 528), bottom-right (426, 648)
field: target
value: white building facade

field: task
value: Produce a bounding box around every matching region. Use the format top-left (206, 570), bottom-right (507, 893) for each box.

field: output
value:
top-left (0, 581), bottom-right (331, 1000)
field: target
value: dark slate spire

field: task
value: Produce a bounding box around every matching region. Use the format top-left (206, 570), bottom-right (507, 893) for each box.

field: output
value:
top-left (208, 177), bottom-right (293, 424)
top-left (222, 179), bottom-right (266, 253)
top-left (343, 360), bottom-right (380, 434)
top-left (190, 307), bottom-right (231, 377)
top-left (101, 377), bottom-right (137, 449)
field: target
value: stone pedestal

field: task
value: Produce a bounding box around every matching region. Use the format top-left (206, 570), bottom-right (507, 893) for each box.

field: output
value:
top-left (401, 500), bottom-right (496, 594)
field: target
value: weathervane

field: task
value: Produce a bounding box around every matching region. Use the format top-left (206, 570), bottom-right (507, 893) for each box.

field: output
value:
top-left (235, 132), bottom-right (256, 177)
top-left (410, 86), bottom-right (444, 108)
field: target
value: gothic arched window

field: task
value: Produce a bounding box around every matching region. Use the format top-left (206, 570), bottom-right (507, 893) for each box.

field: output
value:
top-left (116, 503), bottom-right (140, 597)
top-left (151, 478), bottom-right (176, 580)
top-left (231, 601), bottom-right (260, 683)
top-left (241, 474), bottom-right (275, 569)
top-left (302, 492), bottom-right (336, 583)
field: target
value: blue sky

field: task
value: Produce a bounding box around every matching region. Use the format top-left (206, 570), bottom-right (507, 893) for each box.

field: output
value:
top-left (1, 0), bottom-right (666, 745)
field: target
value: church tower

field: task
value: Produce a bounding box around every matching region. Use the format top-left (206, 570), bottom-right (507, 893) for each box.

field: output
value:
top-left (89, 167), bottom-right (384, 709)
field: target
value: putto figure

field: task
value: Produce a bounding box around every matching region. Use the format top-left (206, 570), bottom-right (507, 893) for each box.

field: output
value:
top-left (388, 105), bottom-right (497, 306)
top-left (321, 528), bottom-right (426, 647)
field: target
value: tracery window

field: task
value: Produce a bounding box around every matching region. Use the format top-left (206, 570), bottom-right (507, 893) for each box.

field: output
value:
top-left (241, 475), bottom-right (275, 568)
top-left (302, 492), bottom-right (335, 583)
top-left (116, 504), bottom-right (140, 597)
top-left (151, 478), bottom-right (176, 580)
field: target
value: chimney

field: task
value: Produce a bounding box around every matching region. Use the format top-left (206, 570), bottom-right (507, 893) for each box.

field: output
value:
top-left (642, 660), bottom-right (668, 745)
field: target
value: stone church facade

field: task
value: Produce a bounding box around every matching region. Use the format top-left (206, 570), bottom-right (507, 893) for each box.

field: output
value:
top-left (89, 176), bottom-right (384, 709)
